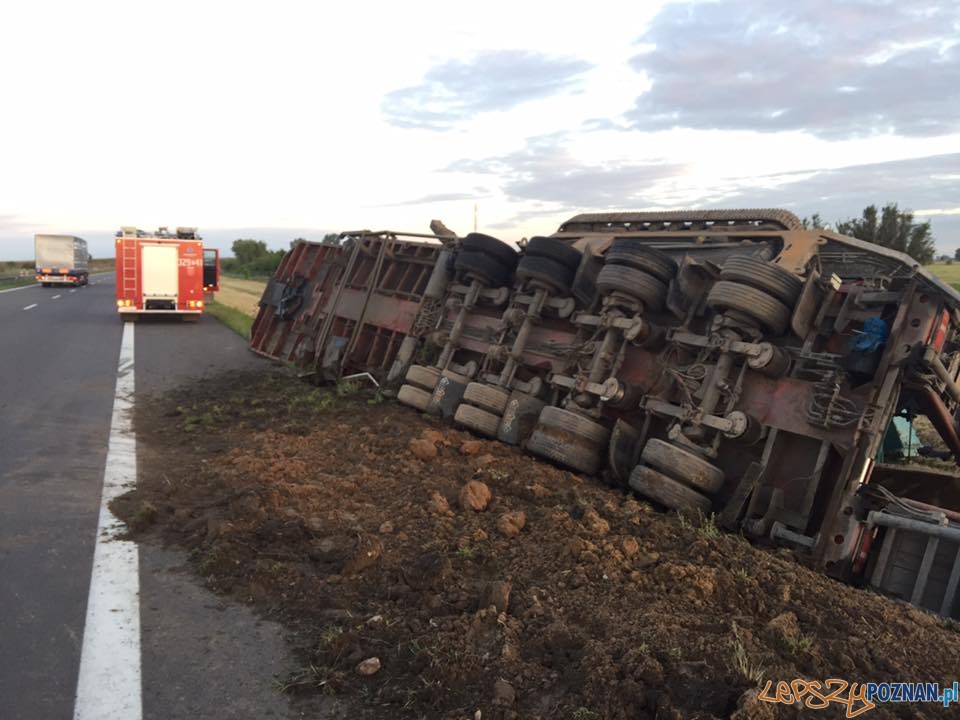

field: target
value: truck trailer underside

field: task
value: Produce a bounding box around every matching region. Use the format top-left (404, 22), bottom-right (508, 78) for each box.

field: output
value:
top-left (250, 209), bottom-right (960, 619)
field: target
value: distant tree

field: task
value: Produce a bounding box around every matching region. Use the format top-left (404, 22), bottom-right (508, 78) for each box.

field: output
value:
top-left (228, 238), bottom-right (284, 277)
top-left (322, 233), bottom-right (340, 245)
top-left (231, 239), bottom-right (270, 265)
top-left (802, 213), bottom-right (826, 230)
top-left (954, 247), bottom-right (960, 261)
top-left (835, 203), bottom-right (936, 265)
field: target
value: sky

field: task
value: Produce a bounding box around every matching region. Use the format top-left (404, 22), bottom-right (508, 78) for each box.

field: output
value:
top-left (1, 0), bottom-right (958, 260)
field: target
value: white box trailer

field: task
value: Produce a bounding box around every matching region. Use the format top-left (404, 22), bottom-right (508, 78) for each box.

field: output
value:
top-left (34, 234), bottom-right (90, 286)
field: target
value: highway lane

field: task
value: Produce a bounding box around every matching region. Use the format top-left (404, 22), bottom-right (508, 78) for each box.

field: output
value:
top-left (0, 278), bottom-right (120, 720)
top-left (0, 277), bottom-right (304, 719)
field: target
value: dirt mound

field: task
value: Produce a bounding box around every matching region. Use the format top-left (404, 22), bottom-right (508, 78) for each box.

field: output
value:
top-left (116, 371), bottom-right (960, 719)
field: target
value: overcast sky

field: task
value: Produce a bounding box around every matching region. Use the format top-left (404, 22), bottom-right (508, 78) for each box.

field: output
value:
top-left (1, 0), bottom-right (958, 260)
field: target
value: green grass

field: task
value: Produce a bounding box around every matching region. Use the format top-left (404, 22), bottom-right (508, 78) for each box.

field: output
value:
top-left (0, 277), bottom-right (35, 291)
top-left (927, 262), bottom-right (960, 292)
top-left (206, 300), bottom-right (253, 338)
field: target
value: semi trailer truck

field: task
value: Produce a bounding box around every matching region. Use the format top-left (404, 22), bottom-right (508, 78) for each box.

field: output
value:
top-left (250, 209), bottom-right (960, 621)
top-left (34, 234), bottom-right (89, 286)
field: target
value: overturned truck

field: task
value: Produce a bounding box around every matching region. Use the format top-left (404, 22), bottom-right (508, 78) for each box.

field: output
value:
top-left (251, 209), bottom-right (960, 619)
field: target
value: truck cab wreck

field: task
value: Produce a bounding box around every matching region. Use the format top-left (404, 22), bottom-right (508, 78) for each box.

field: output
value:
top-left (250, 209), bottom-right (960, 619)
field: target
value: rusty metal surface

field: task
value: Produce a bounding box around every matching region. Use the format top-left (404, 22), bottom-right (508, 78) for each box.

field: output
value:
top-left (250, 232), bottom-right (444, 380)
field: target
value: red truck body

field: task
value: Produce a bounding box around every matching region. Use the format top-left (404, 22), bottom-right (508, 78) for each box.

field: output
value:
top-left (115, 227), bottom-right (214, 317)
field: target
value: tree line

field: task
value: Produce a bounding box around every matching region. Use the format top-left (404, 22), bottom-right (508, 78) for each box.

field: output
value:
top-left (222, 235), bottom-right (339, 277)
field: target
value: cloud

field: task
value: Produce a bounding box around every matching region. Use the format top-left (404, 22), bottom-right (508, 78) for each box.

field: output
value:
top-left (447, 134), bottom-right (687, 207)
top-left (626, 0), bottom-right (960, 139)
top-left (382, 51), bottom-right (592, 130)
top-left (704, 153), bottom-right (960, 219)
top-left (382, 190), bottom-right (492, 207)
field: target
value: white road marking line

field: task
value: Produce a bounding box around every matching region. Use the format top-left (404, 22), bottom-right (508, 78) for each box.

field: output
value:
top-left (23, 303), bottom-right (37, 310)
top-left (74, 322), bottom-right (141, 720)
top-left (52, 294), bottom-right (61, 300)
top-left (70, 289), bottom-right (77, 293)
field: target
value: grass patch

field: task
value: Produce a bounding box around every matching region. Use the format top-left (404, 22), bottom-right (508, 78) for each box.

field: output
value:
top-left (0, 277), bottom-right (35, 291)
top-left (731, 622), bottom-right (765, 684)
top-left (206, 300), bottom-right (253, 338)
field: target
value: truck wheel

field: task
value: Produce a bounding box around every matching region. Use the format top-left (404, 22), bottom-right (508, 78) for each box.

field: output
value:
top-left (526, 429), bottom-right (601, 475)
top-left (719, 256), bottom-right (803, 306)
top-left (706, 280), bottom-right (790, 335)
top-left (629, 465), bottom-right (712, 515)
top-left (515, 254), bottom-right (575, 294)
top-left (398, 384), bottom-right (432, 412)
top-left (454, 250), bottom-right (513, 287)
top-left (454, 403), bottom-right (501, 437)
top-left (640, 439), bottom-right (724, 493)
top-left (405, 364), bottom-right (442, 391)
top-left (462, 382), bottom-right (511, 414)
top-left (461, 233), bottom-right (519, 271)
top-left (538, 405), bottom-right (610, 446)
top-left (524, 237), bottom-right (583, 272)
top-left (596, 264), bottom-right (667, 310)
top-left (604, 239), bottom-right (678, 282)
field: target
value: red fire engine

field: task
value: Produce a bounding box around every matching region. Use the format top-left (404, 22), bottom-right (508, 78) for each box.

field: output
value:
top-left (115, 226), bottom-right (219, 319)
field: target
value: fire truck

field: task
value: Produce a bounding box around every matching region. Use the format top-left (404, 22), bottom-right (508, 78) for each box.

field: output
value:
top-left (115, 226), bottom-right (219, 319)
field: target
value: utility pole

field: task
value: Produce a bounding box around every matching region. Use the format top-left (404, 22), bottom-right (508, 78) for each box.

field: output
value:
top-left (473, 203), bottom-right (477, 233)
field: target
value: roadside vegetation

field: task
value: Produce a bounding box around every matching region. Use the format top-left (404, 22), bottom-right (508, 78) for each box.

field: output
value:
top-left (206, 300), bottom-right (255, 338)
top-left (221, 235), bottom-right (338, 279)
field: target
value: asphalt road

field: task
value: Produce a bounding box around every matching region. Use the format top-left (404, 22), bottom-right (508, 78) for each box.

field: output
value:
top-left (0, 276), bottom-right (306, 719)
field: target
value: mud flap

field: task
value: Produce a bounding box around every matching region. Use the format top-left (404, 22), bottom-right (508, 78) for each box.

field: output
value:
top-left (608, 419), bottom-right (643, 486)
top-left (320, 336), bottom-right (349, 381)
top-left (718, 461), bottom-right (764, 531)
top-left (498, 393), bottom-right (545, 446)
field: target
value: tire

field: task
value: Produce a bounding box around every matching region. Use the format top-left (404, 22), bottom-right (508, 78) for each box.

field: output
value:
top-left (640, 439), bottom-right (724, 494)
top-left (629, 465), bottom-right (712, 514)
top-left (515, 254), bottom-right (575, 293)
top-left (397, 384), bottom-right (432, 412)
top-left (706, 280), bottom-right (790, 335)
top-left (524, 237), bottom-right (583, 271)
top-left (604, 239), bottom-right (678, 282)
top-left (596, 264), bottom-right (667, 310)
top-left (461, 233), bottom-right (518, 271)
top-left (462, 382), bottom-right (510, 415)
top-left (719, 256), bottom-right (803, 306)
top-left (526, 429), bottom-right (601, 475)
top-left (538, 406), bottom-right (610, 446)
top-left (454, 250), bottom-right (512, 286)
top-left (454, 403), bottom-right (501, 437)
top-left (405, 364), bottom-right (441, 391)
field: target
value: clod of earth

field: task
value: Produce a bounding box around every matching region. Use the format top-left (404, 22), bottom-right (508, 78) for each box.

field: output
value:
top-left (408, 438), bottom-right (437, 461)
top-left (356, 657), bottom-right (381, 676)
top-left (341, 535), bottom-right (383, 575)
top-left (429, 491), bottom-right (451, 515)
top-left (480, 580), bottom-right (512, 614)
top-left (460, 440), bottom-right (483, 455)
top-left (496, 511), bottom-right (526, 537)
top-left (459, 480), bottom-right (492, 512)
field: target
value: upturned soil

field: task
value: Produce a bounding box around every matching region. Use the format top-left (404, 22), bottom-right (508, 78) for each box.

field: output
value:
top-left (115, 370), bottom-right (960, 720)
